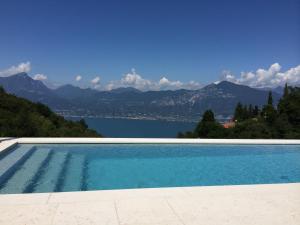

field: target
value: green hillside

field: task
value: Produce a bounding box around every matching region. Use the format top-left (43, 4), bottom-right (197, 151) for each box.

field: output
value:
top-left (178, 85), bottom-right (300, 139)
top-left (0, 86), bottom-right (101, 137)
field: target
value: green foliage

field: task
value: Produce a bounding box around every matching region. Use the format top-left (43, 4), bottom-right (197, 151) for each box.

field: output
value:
top-left (267, 91), bottom-right (273, 105)
top-left (227, 119), bottom-right (272, 138)
top-left (278, 87), bottom-right (300, 127)
top-left (233, 102), bottom-right (243, 121)
top-left (177, 131), bottom-right (195, 138)
top-left (179, 86), bottom-right (300, 139)
top-left (201, 110), bottom-right (215, 122)
top-left (233, 102), bottom-right (257, 122)
top-left (194, 110), bottom-right (227, 138)
top-left (283, 83), bottom-right (289, 98)
top-left (0, 87), bottom-right (101, 137)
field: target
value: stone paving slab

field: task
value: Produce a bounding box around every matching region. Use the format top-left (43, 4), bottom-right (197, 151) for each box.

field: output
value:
top-left (0, 183), bottom-right (299, 225)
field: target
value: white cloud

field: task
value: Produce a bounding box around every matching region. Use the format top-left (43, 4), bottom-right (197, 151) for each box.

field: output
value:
top-left (158, 77), bottom-right (183, 90)
top-left (121, 68), bottom-right (152, 90)
top-left (90, 76), bottom-right (101, 89)
top-left (158, 77), bottom-right (170, 86)
top-left (220, 70), bottom-right (236, 83)
top-left (181, 80), bottom-right (202, 90)
top-left (91, 76), bottom-right (100, 84)
top-left (221, 63), bottom-right (300, 88)
top-left (75, 75), bottom-right (82, 81)
top-left (33, 73), bottom-right (47, 81)
top-left (104, 69), bottom-right (202, 91)
top-left (0, 62), bottom-right (31, 77)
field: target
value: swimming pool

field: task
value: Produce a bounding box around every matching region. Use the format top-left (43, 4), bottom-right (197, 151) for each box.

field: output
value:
top-left (0, 143), bottom-right (300, 194)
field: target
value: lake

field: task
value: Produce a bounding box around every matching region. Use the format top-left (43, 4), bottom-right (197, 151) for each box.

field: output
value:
top-left (67, 117), bottom-right (197, 138)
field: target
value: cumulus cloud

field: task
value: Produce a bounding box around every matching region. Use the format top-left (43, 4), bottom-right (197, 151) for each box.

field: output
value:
top-left (33, 74), bottom-right (47, 81)
top-left (221, 63), bottom-right (300, 88)
top-left (91, 76), bottom-right (100, 84)
top-left (75, 75), bottom-right (82, 81)
top-left (121, 68), bottom-right (152, 90)
top-left (0, 62), bottom-right (31, 77)
top-left (104, 69), bottom-right (202, 91)
top-left (105, 69), bottom-right (151, 91)
top-left (158, 77), bottom-right (183, 90)
top-left (90, 76), bottom-right (101, 89)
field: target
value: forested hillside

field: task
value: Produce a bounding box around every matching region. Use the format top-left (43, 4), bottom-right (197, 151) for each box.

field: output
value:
top-left (178, 85), bottom-right (300, 139)
top-left (0, 86), bottom-right (100, 137)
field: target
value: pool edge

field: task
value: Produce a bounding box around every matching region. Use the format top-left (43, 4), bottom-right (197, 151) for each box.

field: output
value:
top-left (12, 137), bottom-right (300, 145)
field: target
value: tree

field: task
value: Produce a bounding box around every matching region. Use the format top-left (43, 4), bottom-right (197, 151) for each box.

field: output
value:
top-left (178, 84), bottom-right (300, 139)
top-left (79, 119), bottom-right (88, 129)
top-left (253, 105), bottom-right (259, 116)
top-left (234, 102), bottom-right (244, 121)
top-left (0, 89), bottom-right (101, 137)
top-left (248, 104), bottom-right (253, 117)
top-left (194, 110), bottom-right (226, 138)
top-left (278, 87), bottom-right (300, 126)
top-left (267, 91), bottom-right (273, 106)
top-left (262, 91), bottom-right (277, 124)
top-left (201, 110), bottom-right (215, 122)
top-left (283, 83), bottom-right (289, 98)
top-left (0, 86), bottom-right (5, 94)
top-left (229, 119), bottom-right (272, 139)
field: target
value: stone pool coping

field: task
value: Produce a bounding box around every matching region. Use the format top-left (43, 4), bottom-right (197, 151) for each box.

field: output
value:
top-left (0, 138), bottom-right (300, 225)
top-left (1, 138), bottom-right (300, 154)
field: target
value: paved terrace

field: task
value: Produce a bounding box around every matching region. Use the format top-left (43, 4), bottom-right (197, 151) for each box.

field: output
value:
top-left (0, 138), bottom-right (300, 225)
top-left (0, 183), bottom-right (299, 225)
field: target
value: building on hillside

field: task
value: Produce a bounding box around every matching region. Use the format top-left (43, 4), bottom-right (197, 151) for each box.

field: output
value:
top-left (222, 120), bottom-right (235, 129)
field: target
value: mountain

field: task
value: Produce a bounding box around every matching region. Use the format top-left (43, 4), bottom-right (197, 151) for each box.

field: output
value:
top-left (0, 73), bottom-right (72, 110)
top-left (109, 87), bottom-right (142, 94)
top-left (54, 84), bottom-right (99, 100)
top-left (0, 86), bottom-right (100, 137)
top-left (52, 80), bottom-right (281, 121)
top-left (0, 72), bottom-right (51, 95)
top-left (0, 74), bottom-right (282, 121)
top-left (273, 86), bottom-right (284, 95)
top-left (256, 86), bottom-right (284, 95)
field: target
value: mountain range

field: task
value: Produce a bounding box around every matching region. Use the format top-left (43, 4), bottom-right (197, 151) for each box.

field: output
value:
top-left (0, 73), bottom-right (282, 121)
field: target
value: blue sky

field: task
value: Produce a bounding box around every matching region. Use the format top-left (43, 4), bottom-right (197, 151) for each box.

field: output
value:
top-left (0, 0), bottom-right (299, 90)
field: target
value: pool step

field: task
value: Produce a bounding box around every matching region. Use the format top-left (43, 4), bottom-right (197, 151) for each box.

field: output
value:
top-left (0, 145), bottom-right (35, 182)
top-left (29, 151), bottom-right (69, 193)
top-left (0, 148), bottom-right (52, 194)
top-left (59, 154), bottom-right (85, 192)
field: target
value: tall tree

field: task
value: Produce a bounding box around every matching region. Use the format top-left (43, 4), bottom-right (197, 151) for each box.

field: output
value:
top-left (253, 105), bottom-right (259, 116)
top-left (267, 91), bottom-right (273, 106)
top-left (262, 91), bottom-right (277, 124)
top-left (248, 104), bottom-right (253, 117)
top-left (201, 110), bottom-right (215, 122)
top-left (194, 110), bottom-right (225, 138)
top-left (283, 83), bottom-right (289, 98)
top-left (234, 102), bottom-right (244, 121)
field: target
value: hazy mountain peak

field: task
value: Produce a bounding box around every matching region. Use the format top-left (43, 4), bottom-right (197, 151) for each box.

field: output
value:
top-left (110, 87), bottom-right (142, 93)
top-left (13, 72), bottom-right (29, 78)
top-left (57, 84), bottom-right (80, 90)
top-left (216, 80), bottom-right (240, 87)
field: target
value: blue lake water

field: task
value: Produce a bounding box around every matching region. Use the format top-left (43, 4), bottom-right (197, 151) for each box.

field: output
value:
top-left (0, 144), bottom-right (300, 194)
top-left (68, 117), bottom-right (197, 138)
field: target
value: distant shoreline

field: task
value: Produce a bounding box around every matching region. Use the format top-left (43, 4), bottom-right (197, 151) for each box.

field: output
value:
top-left (62, 114), bottom-right (231, 123)
top-left (64, 115), bottom-right (199, 123)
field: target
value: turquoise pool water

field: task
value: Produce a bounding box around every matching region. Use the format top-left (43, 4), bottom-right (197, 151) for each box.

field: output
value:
top-left (0, 144), bottom-right (300, 194)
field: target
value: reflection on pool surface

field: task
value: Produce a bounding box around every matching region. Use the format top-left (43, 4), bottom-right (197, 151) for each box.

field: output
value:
top-left (0, 144), bottom-right (300, 194)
